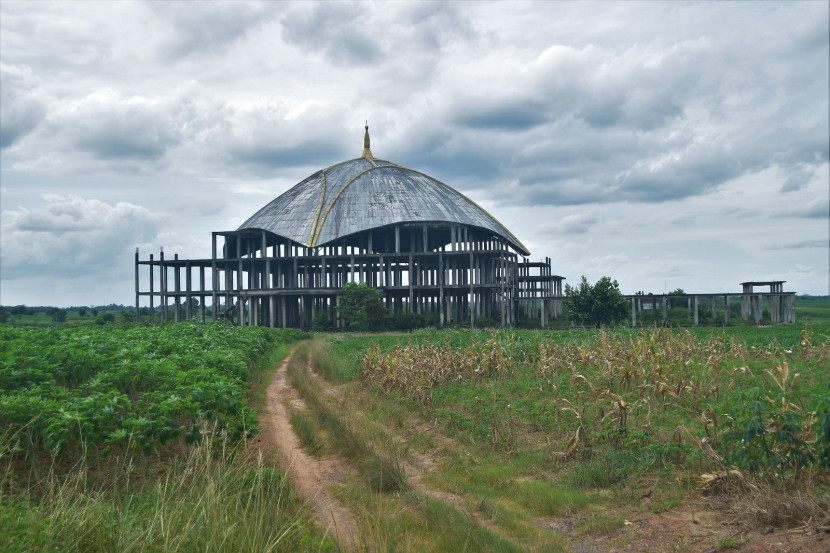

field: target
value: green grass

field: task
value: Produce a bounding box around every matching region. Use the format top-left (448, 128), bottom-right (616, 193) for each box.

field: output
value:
top-left (563, 448), bottom-right (653, 489)
top-left (516, 480), bottom-right (592, 516)
top-left (319, 322), bottom-right (830, 536)
top-left (716, 536), bottom-right (749, 550)
top-left (574, 514), bottom-right (626, 537)
top-left (286, 343), bottom-right (409, 494)
top-left (290, 411), bottom-right (324, 456)
top-left (0, 440), bottom-right (333, 553)
top-left (795, 296), bottom-right (830, 320)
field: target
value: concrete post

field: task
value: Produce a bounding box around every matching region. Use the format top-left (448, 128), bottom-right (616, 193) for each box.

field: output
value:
top-left (724, 295), bottom-right (730, 325)
top-left (134, 248), bottom-right (140, 322)
top-left (693, 296), bottom-right (699, 326)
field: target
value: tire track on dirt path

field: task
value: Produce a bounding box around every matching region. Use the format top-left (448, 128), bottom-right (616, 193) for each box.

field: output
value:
top-left (305, 362), bottom-right (503, 537)
top-left (306, 364), bottom-right (602, 551)
top-left (255, 349), bottom-right (360, 550)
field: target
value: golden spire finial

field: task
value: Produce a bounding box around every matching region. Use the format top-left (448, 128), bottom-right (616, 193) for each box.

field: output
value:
top-left (362, 121), bottom-right (373, 160)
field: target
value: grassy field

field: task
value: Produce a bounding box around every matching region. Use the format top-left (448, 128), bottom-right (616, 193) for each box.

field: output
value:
top-left (308, 322), bottom-right (829, 550)
top-left (795, 295), bottom-right (830, 321)
top-left (3, 316), bottom-right (828, 552)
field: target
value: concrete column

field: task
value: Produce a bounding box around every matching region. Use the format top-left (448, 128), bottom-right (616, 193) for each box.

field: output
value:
top-left (199, 266), bottom-right (206, 323)
top-left (149, 253), bottom-right (155, 323)
top-left (408, 252), bottom-right (414, 311)
top-left (724, 295), bottom-right (730, 325)
top-left (693, 296), bottom-right (699, 326)
top-left (439, 252), bottom-right (445, 327)
top-left (134, 248), bottom-right (140, 322)
top-left (160, 249), bottom-right (167, 322)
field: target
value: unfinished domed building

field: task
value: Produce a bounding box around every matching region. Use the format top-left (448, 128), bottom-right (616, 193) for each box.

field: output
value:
top-left (135, 127), bottom-right (564, 328)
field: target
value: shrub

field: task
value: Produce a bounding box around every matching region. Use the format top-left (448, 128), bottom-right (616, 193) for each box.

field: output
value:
top-left (564, 276), bottom-right (629, 328)
top-left (721, 364), bottom-right (825, 476)
top-left (311, 310), bottom-right (333, 332)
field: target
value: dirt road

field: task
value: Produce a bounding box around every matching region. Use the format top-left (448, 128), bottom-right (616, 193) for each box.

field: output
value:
top-left (255, 351), bottom-right (359, 550)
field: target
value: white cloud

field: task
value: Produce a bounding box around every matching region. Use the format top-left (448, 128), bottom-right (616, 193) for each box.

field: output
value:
top-left (0, 0), bottom-right (827, 304)
top-left (0, 195), bottom-right (167, 281)
top-left (0, 62), bottom-right (47, 149)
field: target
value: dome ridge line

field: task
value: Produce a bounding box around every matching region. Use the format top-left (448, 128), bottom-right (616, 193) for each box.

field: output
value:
top-left (309, 165), bottom-right (379, 247)
top-left (320, 157), bottom-right (362, 172)
top-left (308, 169), bottom-right (327, 245)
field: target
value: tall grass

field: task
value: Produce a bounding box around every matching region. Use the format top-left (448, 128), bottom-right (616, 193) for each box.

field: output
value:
top-left (0, 431), bottom-right (333, 553)
top-left (286, 344), bottom-right (408, 493)
top-left (308, 337), bottom-right (353, 383)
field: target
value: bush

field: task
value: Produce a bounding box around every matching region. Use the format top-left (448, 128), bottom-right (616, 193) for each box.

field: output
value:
top-left (95, 313), bottom-right (116, 325)
top-left (389, 311), bottom-right (423, 331)
top-left (338, 282), bottom-right (387, 331)
top-left (311, 310), bottom-right (334, 332)
top-left (46, 307), bottom-right (67, 323)
top-left (565, 276), bottom-right (629, 328)
top-left (474, 316), bottom-right (500, 328)
top-left (721, 367), bottom-right (827, 476)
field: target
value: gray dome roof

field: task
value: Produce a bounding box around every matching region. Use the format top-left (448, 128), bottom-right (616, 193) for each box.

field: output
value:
top-left (237, 135), bottom-right (528, 255)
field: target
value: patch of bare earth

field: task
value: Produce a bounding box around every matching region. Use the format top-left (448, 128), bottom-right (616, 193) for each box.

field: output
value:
top-left (541, 497), bottom-right (828, 553)
top-left (253, 352), bottom-right (359, 550)
top-left (597, 500), bottom-right (830, 553)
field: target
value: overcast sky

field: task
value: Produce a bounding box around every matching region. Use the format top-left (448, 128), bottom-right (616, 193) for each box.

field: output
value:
top-left (1, 0), bottom-right (828, 307)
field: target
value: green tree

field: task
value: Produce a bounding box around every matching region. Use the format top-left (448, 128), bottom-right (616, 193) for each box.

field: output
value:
top-left (668, 288), bottom-right (686, 309)
top-left (338, 282), bottom-right (387, 331)
top-left (564, 275), bottom-right (629, 328)
top-left (47, 308), bottom-right (67, 323)
top-left (95, 313), bottom-right (115, 325)
top-left (78, 307), bottom-right (87, 317)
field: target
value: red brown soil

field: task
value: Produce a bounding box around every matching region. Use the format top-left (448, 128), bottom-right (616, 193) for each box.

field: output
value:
top-left (253, 352), bottom-right (359, 550)
top-left (583, 502), bottom-right (826, 553)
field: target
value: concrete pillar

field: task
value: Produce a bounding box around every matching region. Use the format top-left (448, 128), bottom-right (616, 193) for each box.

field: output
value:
top-left (185, 261), bottom-right (192, 320)
top-left (439, 252), bottom-right (444, 327)
top-left (724, 295), bottom-right (730, 325)
top-left (408, 252), bottom-right (414, 311)
top-left (160, 249), bottom-right (167, 322)
top-left (134, 248), bottom-right (140, 322)
top-left (693, 296), bottom-right (699, 326)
